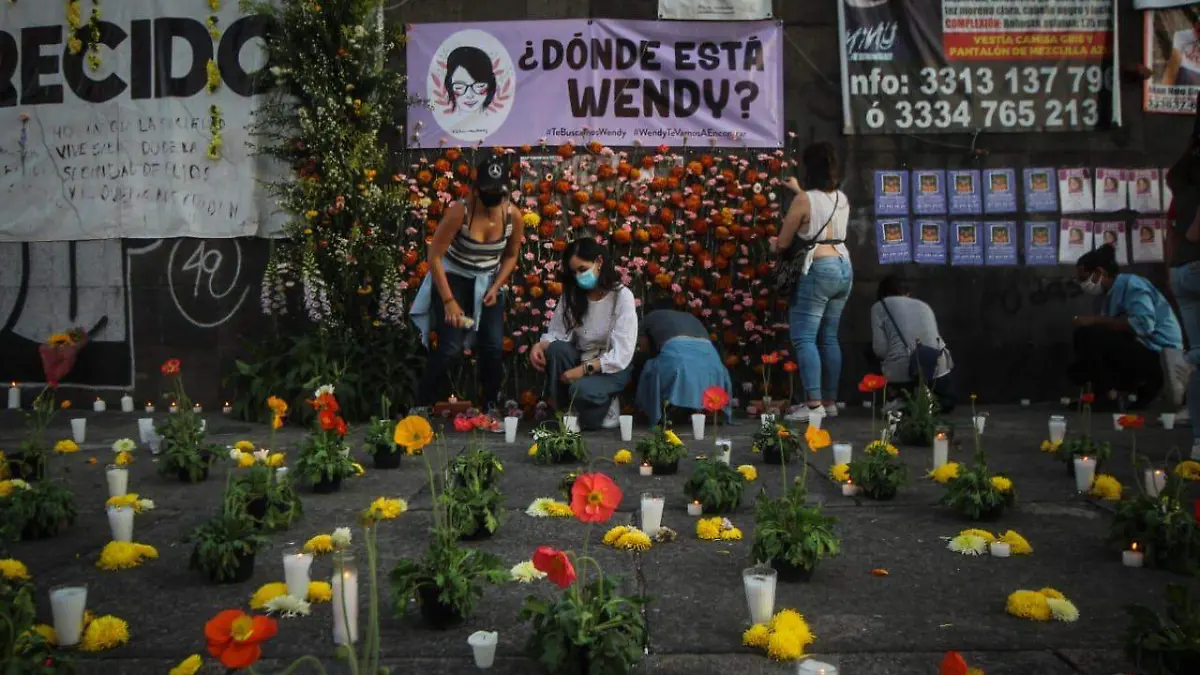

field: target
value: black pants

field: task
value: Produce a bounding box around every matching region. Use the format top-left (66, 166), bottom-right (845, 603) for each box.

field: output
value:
top-left (544, 341), bottom-right (634, 430)
top-left (861, 345), bottom-right (957, 414)
top-left (1068, 324), bottom-right (1162, 408)
top-left (416, 272), bottom-right (504, 409)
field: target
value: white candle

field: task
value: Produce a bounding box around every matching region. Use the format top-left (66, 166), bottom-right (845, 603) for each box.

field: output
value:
top-left (222, 402), bottom-right (232, 414)
top-left (1073, 456), bottom-right (1097, 493)
top-left (504, 416), bottom-right (519, 444)
top-left (144, 402), bottom-right (155, 413)
top-left (467, 630), bottom-right (498, 669)
top-left (618, 415), bottom-right (633, 442)
top-left (93, 398), bottom-right (106, 412)
top-left (137, 418), bottom-right (155, 444)
top-left (1112, 413), bottom-right (1124, 431)
top-left (6, 382), bottom-right (19, 409)
top-left (562, 415), bottom-right (579, 433)
top-left (276, 467), bottom-right (289, 480)
top-left (1020, 398), bottom-right (1031, 407)
top-left (640, 493), bottom-right (664, 536)
top-left (70, 418), bottom-right (87, 443)
top-left (193, 403), bottom-right (203, 413)
top-left (932, 433), bottom-right (949, 470)
top-left (120, 395), bottom-right (134, 413)
top-left (1123, 543), bottom-right (1145, 568)
top-left (832, 443), bottom-right (852, 466)
top-left (283, 551), bottom-right (313, 599)
top-left (1061, 396), bottom-right (1072, 406)
top-left (687, 500), bottom-right (703, 516)
top-left (989, 541), bottom-right (1011, 557)
top-left (1049, 415), bottom-right (1067, 444)
top-left (1144, 469), bottom-right (1166, 498)
top-left (1162, 412), bottom-right (1177, 430)
top-left (973, 415), bottom-right (986, 434)
top-left (105, 465), bottom-right (128, 498)
top-left (841, 481), bottom-right (860, 497)
top-left (332, 565), bottom-right (358, 645)
top-left (742, 567), bottom-right (777, 626)
top-left (107, 506), bottom-right (134, 542)
top-left (639, 463), bottom-right (653, 477)
top-left (168, 403), bottom-right (178, 413)
top-left (691, 413), bottom-right (706, 440)
top-left (799, 661), bottom-right (839, 675)
top-left (836, 401), bottom-right (846, 409)
top-left (715, 437), bottom-right (732, 465)
top-left (862, 400), bottom-right (873, 409)
top-left (49, 585), bottom-right (88, 647)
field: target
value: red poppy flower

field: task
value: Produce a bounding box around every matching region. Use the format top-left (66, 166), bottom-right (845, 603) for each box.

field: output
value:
top-left (570, 472), bottom-right (622, 523)
top-left (453, 415), bottom-right (474, 432)
top-left (318, 409), bottom-right (337, 431)
top-left (1117, 414), bottom-right (1145, 430)
top-left (939, 651), bottom-right (968, 675)
top-left (205, 609), bottom-right (277, 669)
top-left (782, 361), bottom-right (798, 373)
top-left (314, 392), bottom-right (339, 412)
top-left (858, 374), bottom-right (887, 393)
top-left (532, 546), bottom-right (576, 588)
top-left (160, 359), bottom-right (181, 376)
top-left (1080, 392), bottom-right (1095, 404)
top-left (761, 352), bottom-right (780, 365)
top-left (702, 386), bottom-right (730, 413)
top-left (334, 417), bottom-right (348, 436)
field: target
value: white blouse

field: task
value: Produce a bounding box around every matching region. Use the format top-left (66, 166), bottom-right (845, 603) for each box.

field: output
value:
top-left (540, 287), bottom-right (637, 374)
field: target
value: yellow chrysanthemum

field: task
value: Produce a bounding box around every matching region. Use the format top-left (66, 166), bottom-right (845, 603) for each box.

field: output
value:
top-left (351, 462), bottom-right (365, 477)
top-left (721, 527), bottom-right (743, 541)
top-left (545, 501), bottom-right (575, 518)
top-left (250, 582), bottom-right (289, 609)
top-left (368, 497), bottom-right (407, 520)
top-left (866, 440), bottom-right (898, 456)
top-left (54, 439), bottom-right (79, 454)
top-left (1038, 587), bottom-right (1065, 600)
top-left (766, 629), bottom-right (806, 661)
top-left (742, 623), bottom-right (770, 648)
top-left (770, 608), bottom-right (805, 633)
top-left (1090, 474), bottom-right (1122, 501)
top-left (696, 517), bottom-right (722, 540)
top-left (1174, 460), bottom-right (1200, 481)
top-left (999, 530), bottom-right (1032, 555)
top-left (304, 534), bottom-right (334, 554)
top-left (115, 451), bottom-right (133, 466)
top-left (930, 462), bottom-right (960, 484)
top-left (267, 453), bottom-right (286, 468)
top-left (1040, 440), bottom-right (1061, 453)
top-left (603, 526), bottom-right (630, 545)
top-left (1006, 590), bottom-right (1051, 621)
top-left (96, 542), bottom-right (158, 571)
top-left (664, 429), bottom-right (684, 446)
top-left (522, 211), bottom-right (541, 227)
top-left (169, 654), bottom-right (203, 675)
top-left (0, 558), bottom-right (30, 580)
top-left (79, 615), bottom-right (129, 652)
top-left (615, 529), bottom-right (653, 552)
top-left (959, 529), bottom-right (996, 543)
top-left (235, 440), bottom-right (255, 453)
top-left (990, 476), bottom-right (1013, 493)
top-left (307, 581), bottom-right (332, 603)
top-left (613, 449), bottom-right (632, 464)
top-left (237, 453), bottom-right (255, 469)
top-left (528, 443), bottom-right (539, 457)
top-left (33, 624), bottom-right (57, 646)
top-left (737, 465), bottom-right (758, 481)
top-left (105, 494), bottom-right (139, 510)
top-left (830, 463), bottom-right (850, 483)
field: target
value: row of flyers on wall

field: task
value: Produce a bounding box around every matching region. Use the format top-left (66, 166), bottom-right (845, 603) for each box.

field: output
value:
top-left (873, 168), bottom-right (1171, 217)
top-left (876, 218), bottom-right (1168, 267)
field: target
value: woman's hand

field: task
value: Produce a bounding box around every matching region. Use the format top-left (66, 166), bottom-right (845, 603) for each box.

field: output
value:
top-left (443, 298), bottom-right (465, 328)
top-left (483, 286), bottom-right (500, 307)
top-left (559, 365), bottom-right (585, 383)
top-left (530, 341), bottom-right (548, 371)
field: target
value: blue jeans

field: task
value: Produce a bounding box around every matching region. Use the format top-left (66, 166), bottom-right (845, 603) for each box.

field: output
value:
top-left (1171, 262), bottom-right (1200, 439)
top-left (789, 257), bottom-right (853, 401)
top-left (416, 272), bottom-right (505, 408)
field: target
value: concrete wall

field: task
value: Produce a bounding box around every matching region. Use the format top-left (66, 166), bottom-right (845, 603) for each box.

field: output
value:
top-left (1, 0), bottom-right (1191, 406)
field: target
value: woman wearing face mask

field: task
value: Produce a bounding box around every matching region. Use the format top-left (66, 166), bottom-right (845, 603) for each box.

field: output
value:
top-left (411, 155), bottom-right (525, 427)
top-left (529, 238), bottom-right (637, 430)
top-left (1067, 244), bottom-right (1183, 408)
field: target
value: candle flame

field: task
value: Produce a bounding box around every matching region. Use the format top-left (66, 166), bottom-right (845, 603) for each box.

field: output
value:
top-left (1132, 542), bottom-right (1139, 552)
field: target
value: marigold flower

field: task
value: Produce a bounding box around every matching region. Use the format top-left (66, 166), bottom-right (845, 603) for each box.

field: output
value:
top-left (303, 534), bottom-right (334, 554)
top-left (947, 534), bottom-right (987, 556)
top-left (959, 529), bottom-right (996, 543)
top-left (368, 497), bottom-right (407, 520)
top-left (830, 463), bottom-right (850, 483)
top-left (1046, 597), bottom-right (1079, 622)
top-left (664, 429), bottom-right (684, 446)
top-left (613, 449), bottom-right (632, 464)
top-left (528, 443), bottom-right (539, 457)
top-left (1089, 474), bottom-right (1122, 500)
top-left (930, 462), bottom-right (960, 484)
top-left (603, 526), bottom-right (630, 545)
top-left (204, 610), bottom-right (277, 669)
top-left (696, 517), bottom-right (722, 540)
top-left (1006, 589), bottom-right (1051, 621)
top-left (0, 558), bottom-right (30, 580)
top-left (766, 630), bottom-right (805, 661)
top-left (307, 581), bottom-right (332, 603)
top-left (80, 615), bottom-right (129, 652)
top-left (1040, 440), bottom-right (1061, 453)
top-left (615, 528), bottom-right (653, 551)
top-left (33, 624), bottom-right (57, 647)
top-left (54, 439), bottom-right (79, 454)
top-left (990, 476), bottom-right (1013, 493)
top-left (544, 501), bottom-right (574, 517)
top-left (1175, 460), bottom-right (1200, 481)
top-left (737, 464), bottom-right (757, 481)
top-left (235, 440), bottom-right (255, 453)
top-left (97, 542), bottom-right (158, 570)
top-left (742, 623), bottom-right (770, 648)
top-left (999, 530), bottom-right (1032, 555)
top-left (570, 473), bottom-right (622, 523)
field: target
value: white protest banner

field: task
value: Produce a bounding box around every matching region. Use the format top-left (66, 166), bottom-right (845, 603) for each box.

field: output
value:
top-left (1134, 1), bottom-right (1198, 9)
top-left (0, 1), bottom-right (282, 241)
top-left (658, 0), bottom-right (773, 21)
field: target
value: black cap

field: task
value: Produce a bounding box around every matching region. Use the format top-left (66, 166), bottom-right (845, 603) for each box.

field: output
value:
top-left (475, 157), bottom-right (509, 193)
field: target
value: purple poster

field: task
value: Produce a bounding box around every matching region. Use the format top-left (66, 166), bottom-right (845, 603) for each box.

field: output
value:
top-left (912, 170), bottom-right (947, 215)
top-left (876, 218), bottom-right (912, 264)
top-left (874, 170), bottom-right (909, 215)
top-left (1024, 221), bottom-right (1058, 266)
top-left (948, 170), bottom-right (983, 215)
top-left (912, 219), bottom-right (947, 264)
top-left (405, 20), bottom-right (784, 148)
top-left (984, 169), bottom-right (1017, 214)
top-left (1023, 168), bottom-right (1058, 213)
top-left (950, 221), bottom-right (983, 266)
top-left (985, 221), bottom-right (1018, 265)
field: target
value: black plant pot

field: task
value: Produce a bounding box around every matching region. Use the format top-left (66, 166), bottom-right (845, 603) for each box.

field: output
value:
top-left (205, 552), bottom-right (255, 584)
top-left (373, 446), bottom-right (402, 469)
top-left (458, 517), bottom-right (495, 542)
top-left (312, 475), bottom-right (343, 494)
top-left (6, 453), bottom-right (46, 481)
top-left (417, 585), bottom-right (465, 630)
top-left (651, 459), bottom-right (679, 475)
top-left (178, 466), bottom-right (210, 484)
top-left (863, 484), bottom-right (898, 501)
top-left (21, 520), bottom-right (66, 541)
top-left (700, 501), bottom-right (735, 515)
top-left (773, 559), bottom-right (816, 582)
top-left (762, 447), bottom-right (793, 466)
top-left (975, 503), bottom-right (1006, 522)
top-left (246, 497), bottom-right (268, 521)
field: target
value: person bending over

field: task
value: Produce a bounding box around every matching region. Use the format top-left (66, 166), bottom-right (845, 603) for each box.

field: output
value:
top-left (530, 238), bottom-right (637, 430)
top-left (868, 274), bottom-right (955, 413)
top-left (634, 292), bottom-right (734, 427)
top-left (1068, 244), bottom-right (1183, 408)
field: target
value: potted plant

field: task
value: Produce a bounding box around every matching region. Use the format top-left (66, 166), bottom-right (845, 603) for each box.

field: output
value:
top-left (894, 380), bottom-right (943, 446)
top-left (8, 388), bottom-right (57, 481)
top-left (0, 480), bottom-right (77, 542)
top-left (683, 458), bottom-right (744, 514)
top-left (295, 385), bottom-right (356, 493)
top-left (1125, 584), bottom-right (1200, 674)
top-left (530, 422), bottom-right (588, 465)
top-left (636, 424), bottom-right (686, 475)
top-left (751, 422), bottom-right (803, 465)
top-left (228, 447), bottom-right (302, 531)
top-left (940, 398), bottom-right (1016, 521)
top-left (154, 359), bottom-right (220, 483)
top-left (441, 446), bottom-right (507, 540)
top-left (187, 483), bottom-right (267, 583)
top-left (1, 576), bottom-right (77, 674)
top-left (363, 395), bottom-right (401, 469)
top-left (1055, 388), bottom-right (1112, 475)
top-left (848, 440), bottom-right (908, 501)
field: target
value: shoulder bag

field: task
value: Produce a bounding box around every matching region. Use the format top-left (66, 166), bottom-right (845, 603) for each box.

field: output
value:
top-left (770, 192), bottom-right (841, 298)
top-left (881, 298), bottom-right (944, 384)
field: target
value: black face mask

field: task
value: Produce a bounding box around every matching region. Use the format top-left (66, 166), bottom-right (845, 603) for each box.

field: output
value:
top-left (478, 190), bottom-right (504, 207)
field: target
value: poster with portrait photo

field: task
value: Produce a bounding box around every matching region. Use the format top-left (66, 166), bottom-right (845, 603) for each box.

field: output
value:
top-left (1095, 221), bottom-right (1130, 264)
top-left (912, 219), bottom-right (947, 264)
top-left (1132, 218), bottom-right (1167, 263)
top-left (985, 221), bottom-right (1018, 265)
top-left (1024, 221), bottom-right (1059, 266)
top-left (1129, 169), bottom-right (1164, 213)
top-left (874, 170), bottom-right (909, 215)
top-left (1094, 169), bottom-right (1128, 213)
top-left (983, 169), bottom-right (1018, 214)
top-left (1023, 167), bottom-right (1059, 213)
top-left (1059, 219), bottom-right (1094, 263)
top-left (912, 170), bottom-right (947, 215)
top-left (948, 169), bottom-right (983, 215)
top-left (950, 221), bottom-right (984, 266)
top-left (875, 218), bottom-right (912, 264)
top-left (1059, 169), bottom-right (1095, 214)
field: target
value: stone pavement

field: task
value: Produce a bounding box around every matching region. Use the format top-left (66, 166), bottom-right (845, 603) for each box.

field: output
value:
top-left (3, 403), bottom-right (1198, 675)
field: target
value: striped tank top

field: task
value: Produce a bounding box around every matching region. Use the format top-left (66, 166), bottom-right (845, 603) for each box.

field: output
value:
top-left (444, 200), bottom-right (512, 272)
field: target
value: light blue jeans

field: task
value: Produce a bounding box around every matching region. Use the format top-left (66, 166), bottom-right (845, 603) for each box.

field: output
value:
top-left (1171, 261), bottom-right (1200, 440)
top-left (789, 256), bottom-right (853, 401)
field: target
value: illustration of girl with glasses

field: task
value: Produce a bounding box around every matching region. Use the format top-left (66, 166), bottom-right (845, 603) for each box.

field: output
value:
top-left (444, 46), bottom-right (497, 114)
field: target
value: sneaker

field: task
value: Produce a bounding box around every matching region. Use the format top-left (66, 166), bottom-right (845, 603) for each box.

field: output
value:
top-left (1178, 407), bottom-right (1191, 426)
top-left (823, 404), bottom-right (839, 418)
top-left (785, 406), bottom-right (820, 423)
top-left (601, 398), bottom-right (621, 429)
top-left (1161, 348), bottom-right (1192, 408)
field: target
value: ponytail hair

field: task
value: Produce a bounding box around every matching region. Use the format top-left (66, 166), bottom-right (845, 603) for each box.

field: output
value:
top-left (801, 142), bottom-right (839, 192)
top-left (1077, 243), bottom-right (1119, 277)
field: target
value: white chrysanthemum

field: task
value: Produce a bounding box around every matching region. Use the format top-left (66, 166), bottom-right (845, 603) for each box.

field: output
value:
top-left (947, 534), bottom-right (987, 556)
top-left (228, 448), bottom-right (242, 461)
top-left (331, 527), bottom-right (352, 548)
top-left (111, 438), bottom-right (136, 453)
top-left (1046, 597), bottom-right (1079, 622)
top-left (252, 449), bottom-right (270, 464)
top-left (314, 384), bottom-right (335, 397)
top-left (9, 479), bottom-right (31, 491)
top-left (136, 499), bottom-right (155, 511)
top-left (526, 498), bottom-right (554, 517)
top-left (264, 594), bottom-right (312, 618)
top-left (510, 560), bottom-right (547, 583)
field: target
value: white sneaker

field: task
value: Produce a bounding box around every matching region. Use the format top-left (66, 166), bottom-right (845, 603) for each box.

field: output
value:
top-left (1161, 348), bottom-right (1191, 408)
top-left (823, 404), bottom-right (839, 418)
top-left (1178, 407), bottom-right (1191, 426)
top-left (601, 398), bottom-right (621, 429)
top-left (784, 407), bottom-right (808, 422)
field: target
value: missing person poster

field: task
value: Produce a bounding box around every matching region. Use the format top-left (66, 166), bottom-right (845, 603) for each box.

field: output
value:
top-left (1024, 167), bottom-right (1059, 213)
top-left (1143, 5), bottom-right (1200, 114)
top-left (1059, 168), bottom-right (1095, 214)
top-left (948, 169), bottom-right (983, 215)
top-left (874, 170), bottom-right (910, 215)
top-left (1094, 168), bottom-right (1128, 212)
top-left (1132, 217), bottom-right (1167, 262)
top-left (913, 219), bottom-right (947, 264)
top-left (985, 221), bottom-right (1018, 265)
top-left (912, 170), bottom-right (948, 214)
top-left (1095, 221), bottom-right (1129, 264)
top-left (984, 169), bottom-right (1018, 214)
top-left (876, 218), bottom-right (913, 264)
top-left (1025, 221), bottom-right (1059, 265)
top-left (950, 221), bottom-right (984, 265)
top-left (1129, 169), bottom-right (1164, 213)
top-left (1059, 218), bottom-right (1094, 263)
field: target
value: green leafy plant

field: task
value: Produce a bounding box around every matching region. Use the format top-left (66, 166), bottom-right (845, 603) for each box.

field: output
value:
top-left (750, 422), bottom-right (803, 464)
top-left (636, 425), bottom-right (687, 470)
top-left (294, 387), bottom-right (357, 487)
top-left (155, 359), bottom-right (220, 482)
top-left (0, 578), bottom-right (75, 674)
top-left (1054, 388), bottom-right (1112, 466)
top-left (940, 397), bottom-right (1015, 520)
top-left (1126, 584), bottom-right (1200, 675)
top-left (520, 575), bottom-right (649, 675)
top-left (227, 453), bottom-right (303, 531)
top-left (363, 417), bottom-right (396, 457)
top-left (0, 481), bottom-right (77, 542)
top-left (531, 422), bottom-right (589, 465)
top-left (848, 442), bottom-right (909, 500)
top-left (441, 445), bottom-right (507, 539)
top-left (558, 471), bottom-right (579, 501)
top-left (751, 482), bottom-right (840, 574)
top-left (1110, 488), bottom-right (1200, 575)
top-left (10, 388), bottom-right (57, 479)
top-left (683, 458), bottom-right (744, 513)
top-left (895, 380), bottom-right (943, 446)
top-left (447, 445), bottom-right (505, 489)
top-left (187, 483), bottom-right (267, 583)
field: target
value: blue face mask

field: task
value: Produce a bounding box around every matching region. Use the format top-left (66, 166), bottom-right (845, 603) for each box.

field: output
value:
top-left (575, 265), bottom-right (599, 290)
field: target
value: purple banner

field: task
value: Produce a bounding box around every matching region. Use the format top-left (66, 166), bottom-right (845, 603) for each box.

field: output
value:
top-left (405, 19), bottom-right (784, 148)
top-left (1025, 221), bottom-right (1058, 266)
top-left (876, 218), bottom-right (913, 264)
top-left (913, 219), bottom-right (947, 264)
top-left (912, 170), bottom-right (947, 215)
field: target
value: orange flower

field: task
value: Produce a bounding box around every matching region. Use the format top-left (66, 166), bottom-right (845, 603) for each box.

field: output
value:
top-left (804, 425), bottom-right (831, 451)
top-left (570, 473), bottom-right (622, 523)
top-left (160, 359), bottom-right (181, 376)
top-left (702, 387), bottom-right (729, 413)
top-left (761, 352), bottom-right (780, 366)
top-left (205, 610), bottom-right (277, 669)
top-left (1117, 414), bottom-right (1145, 429)
top-left (857, 374), bottom-right (887, 393)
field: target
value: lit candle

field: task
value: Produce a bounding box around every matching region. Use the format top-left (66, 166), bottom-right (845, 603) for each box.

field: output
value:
top-left (639, 462), bottom-right (653, 477)
top-left (640, 493), bottom-right (664, 537)
top-left (862, 400), bottom-right (873, 409)
top-left (105, 465), bottom-right (128, 498)
top-left (1048, 415), bottom-right (1067, 444)
top-left (799, 660), bottom-right (838, 675)
top-left (222, 401), bottom-right (232, 414)
top-left (687, 500), bottom-right (703, 516)
top-left (193, 403), bottom-right (203, 413)
top-left (283, 550), bottom-right (313, 599)
top-left (70, 418), bottom-right (87, 443)
top-left (1073, 456), bottom-right (1096, 493)
top-left (932, 426), bottom-right (949, 469)
top-left (989, 541), bottom-right (1011, 557)
top-left (448, 394), bottom-right (458, 404)
top-left (841, 480), bottom-right (860, 497)
top-left (332, 554), bottom-right (359, 645)
top-left (168, 402), bottom-right (178, 413)
top-left (6, 381), bottom-right (19, 409)
top-left (120, 394), bottom-right (134, 413)
top-left (619, 414), bottom-right (633, 442)
top-left (106, 506), bottom-right (134, 542)
top-left (49, 585), bottom-right (88, 647)
top-left (144, 401), bottom-right (155, 413)
top-left (92, 398), bottom-right (106, 412)
top-left (691, 413), bottom-right (706, 440)
top-left (1122, 542), bottom-right (1145, 568)
top-left (1144, 469), bottom-right (1166, 498)
top-left (832, 443), bottom-right (852, 466)
top-left (973, 415), bottom-right (986, 434)
top-left (742, 566), bottom-right (777, 626)
top-left (1060, 396), bottom-right (1072, 406)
